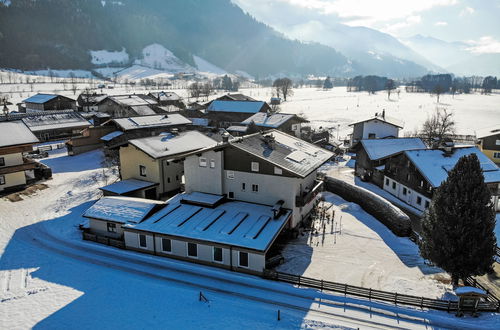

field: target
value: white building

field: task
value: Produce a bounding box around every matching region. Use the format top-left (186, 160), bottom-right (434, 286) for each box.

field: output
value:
top-left (348, 111), bottom-right (404, 147)
top-left (182, 130), bottom-right (334, 229)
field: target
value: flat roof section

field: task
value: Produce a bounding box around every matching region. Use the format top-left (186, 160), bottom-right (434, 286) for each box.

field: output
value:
top-left (128, 193), bottom-right (291, 252)
top-left (99, 179), bottom-right (158, 195)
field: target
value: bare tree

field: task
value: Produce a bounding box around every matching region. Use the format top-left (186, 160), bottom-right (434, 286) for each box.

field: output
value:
top-left (432, 85), bottom-right (445, 103)
top-left (273, 78), bottom-right (294, 101)
top-left (269, 103), bottom-right (281, 114)
top-left (188, 82), bottom-right (201, 99)
top-left (420, 109), bottom-right (455, 147)
top-left (385, 79), bottom-right (395, 100)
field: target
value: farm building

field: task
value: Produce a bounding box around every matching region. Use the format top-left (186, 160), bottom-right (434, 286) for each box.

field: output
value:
top-left (77, 93), bottom-right (107, 112)
top-left (20, 111), bottom-right (91, 141)
top-left (96, 94), bottom-right (159, 118)
top-left (21, 94), bottom-right (76, 113)
top-left (206, 100), bottom-right (270, 128)
top-left (240, 112), bottom-right (308, 137)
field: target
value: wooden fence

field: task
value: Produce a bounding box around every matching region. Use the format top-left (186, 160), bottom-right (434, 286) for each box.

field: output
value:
top-left (82, 231), bottom-right (125, 249)
top-left (263, 270), bottom-right (499, 313)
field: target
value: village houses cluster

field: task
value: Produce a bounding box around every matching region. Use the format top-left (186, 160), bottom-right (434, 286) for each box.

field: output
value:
top-left (1, 89), bottom-right (499, 275)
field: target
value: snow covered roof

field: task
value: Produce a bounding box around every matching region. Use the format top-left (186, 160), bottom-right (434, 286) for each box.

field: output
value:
top-left (130, 131), bottom-right (216, 159)
top-left (241, 112), bottom-right (298, 128)
top-left (149, 91), bottom-right (181, 101)
top-left (130, 105), bottom-right (156, 116)
top-left (226, 125), bottom-right (249, 133)
top-left (78, 94), bottom-right (107, 105)
top-left (83, 196), bottom-right (165, 224)
top-left (207, 100), bottom-right (265, 114)
top-left (0, 121), bottom-right (39, 147)
top-left (107, 94), bottom-right (158, 107)
top-left (349, 114), bottom-right (404, 129)
top-left (100, 131), bottom-right (124, 142)
top-left (112, 114), bottom-right (192, 131)
top-left (476, 125), bottom-right (500, 139)
top-left (21, 111), bottom-right (91, 132)
top-left (455, 286), bottom-right (487, 296)
top-left (128, 192), bottom-right (291, 252)
top-left (231, 130), bottom-right (334, 178)
top-left (405, 147), bottom-right (500, 187)
top-left (218, 93), bottom-right (256, 101)
top-left (360, 138), bottom-right (427, 161)
top-left (99, 179), bottom-right (158, 195)
top-left (23, 93), bottom-right (58, 104)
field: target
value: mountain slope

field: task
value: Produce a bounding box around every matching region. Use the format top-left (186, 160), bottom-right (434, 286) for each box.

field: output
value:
top-left (0, 0), bottom-right (352, 77)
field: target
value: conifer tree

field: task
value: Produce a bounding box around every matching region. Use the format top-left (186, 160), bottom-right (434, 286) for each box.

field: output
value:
top-left (419, 153), bottom-right (496, 285)
top-left (323, 76), bottom-right (333, 89)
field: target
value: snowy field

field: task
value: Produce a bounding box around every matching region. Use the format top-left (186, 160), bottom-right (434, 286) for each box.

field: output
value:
top-left (1, 150), bottom-right (499, 328)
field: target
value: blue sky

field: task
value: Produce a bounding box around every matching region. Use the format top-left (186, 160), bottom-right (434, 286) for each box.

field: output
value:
top-left (233, 0), bottom-right (500, 53)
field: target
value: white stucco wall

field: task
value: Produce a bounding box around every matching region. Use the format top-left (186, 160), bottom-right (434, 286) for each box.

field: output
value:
top-left (184, 150), bottom-right (224, 195)
top-left (362, 121), bottom-right (399, 139)
top-left (383, 176), bottom-right (431, 212)
top-left (0, 153), bottom-right (23, 167)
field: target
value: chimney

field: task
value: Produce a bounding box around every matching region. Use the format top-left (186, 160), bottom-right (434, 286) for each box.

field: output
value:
top-left (264, 133), bottom-right (276, 149)
top-left (382, 109), bottom-right (385, 119)
top-left (222, 132), bottom-right (230, 143)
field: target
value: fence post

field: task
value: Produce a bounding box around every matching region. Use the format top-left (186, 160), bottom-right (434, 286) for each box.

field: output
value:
top-left (395, 292), bottom-right (398, 305)
top-left (369, 288), bottom-right (372, 301)
top-left (421, 297), bottom-right (424, 309)
top-left (298, 275), bottom-right (301, 288)
top-left (447, 300), bottom-right (451, 313)
top-left (277, 309), bottom-right (280, 321)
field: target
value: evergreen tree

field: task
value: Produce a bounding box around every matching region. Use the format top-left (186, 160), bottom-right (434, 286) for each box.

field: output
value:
top-left (419, 153), bottom-right (496, 285)
top-left (323, 76), bottom-right (333, 89)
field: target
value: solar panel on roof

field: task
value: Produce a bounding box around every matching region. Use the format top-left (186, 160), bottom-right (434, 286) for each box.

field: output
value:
top-left (286, 150), bottom-right (307, 163)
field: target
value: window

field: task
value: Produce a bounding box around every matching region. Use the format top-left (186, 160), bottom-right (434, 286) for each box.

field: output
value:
top-left (199, 157), bottom-right (207, 167)
top-left (251, 162), bottom-right (259, 172)
top-left (139, 165), bottom-right (146, 177)
top-left (417, 196), bottom-right (422, 205)
top-left (176, 175), bottom-right (179, 181)
top-left (0, 175), bottom-right (4, 185)
top-left (0, 157), bottom-right (4, 166)
top-left (107, 223), bottom-right (116, 233)
top-left (274, 167), bottom-right (282, 175)
top-left (385, 178), bottom-right (389, 186)
top-left (368, 133), bottom-right (376, 139)
top-left (162, 238), bottom-right (171, 252)
top-left (167, 177), bottom-right (171, 183)
top-left (241, 183), bottom-right (246, 191)
top-left (252, 184), bottom-right (259, 192)
top-left (239, 251), bottom-right (249, 268)
top-left (228, 191), bottom-right (234, 199)
top-left (406, 174), bottom-right (410, 181)
top-left (420, 181), bottom-right (424, 188)
top-left (187, 242), bottom-right (198, 257)
top-left (213, 247), bottom-right (223, 263)
top-left (425, 201), bottom-right (430, 209)
top-left (392, 182), bottom-right (396, 189)
top-left (496, 140), bottom-right (500, 146)
top-left (227, 171), bottom-right (235, 179)
top-left (494, 152), bottom-right (500, 159)
top-left (139, 234), bottom-right (147, 248)
top-left (402, 187), bottom-right (407, 195)
top-left (210, 159), bottom-right (216, 168)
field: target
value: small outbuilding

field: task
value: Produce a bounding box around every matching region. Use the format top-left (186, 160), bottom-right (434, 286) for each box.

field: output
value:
top-left (455, 286), bottom-right (488, 317)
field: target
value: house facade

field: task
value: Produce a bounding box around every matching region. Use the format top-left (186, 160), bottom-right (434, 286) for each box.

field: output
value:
top-left (118, 131), bottom-right (216, 198)
top-left (0, 121), bottom-right (40, 192)
top-left (183, 130), bottom-right (333, 229)
top-left (354, 138), bottom-right (427, 187)
top-left (476, 125), bottom-right (500, 165)
top-left (348, 112), bottom-right (403, 147)
top-left (383, 147), bottom-right (500, 212)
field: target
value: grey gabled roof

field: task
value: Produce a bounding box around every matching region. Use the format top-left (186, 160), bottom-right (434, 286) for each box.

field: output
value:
top-left (231, 130), bottom-right (334, 178)
top-left (112, 114), bottom-right (192, 131)
top-left (349, 114), bottom-right (404, 129)
top-left (0, 121), bottom-right (39, 147)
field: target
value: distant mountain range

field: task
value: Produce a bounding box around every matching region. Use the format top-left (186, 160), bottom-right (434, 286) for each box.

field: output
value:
top-left (403, 35), bottom-right (500, 77)
top-left (0, 0), bottom-right (497, 78)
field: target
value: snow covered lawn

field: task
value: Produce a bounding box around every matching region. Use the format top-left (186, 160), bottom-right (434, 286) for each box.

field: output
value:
top-left (277, 191), bottom-right (453, 300)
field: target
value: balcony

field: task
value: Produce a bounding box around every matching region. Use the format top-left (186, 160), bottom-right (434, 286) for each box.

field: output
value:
top-left (0, 158), bottom-right (38, 175)
top-left (295, 180), bottom-right (324, 207)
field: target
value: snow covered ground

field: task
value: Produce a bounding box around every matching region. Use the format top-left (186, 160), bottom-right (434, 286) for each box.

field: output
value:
top-left (277, 191), bottom-right (452, 299)
top-left (1, 150), bottom-right (499, 328)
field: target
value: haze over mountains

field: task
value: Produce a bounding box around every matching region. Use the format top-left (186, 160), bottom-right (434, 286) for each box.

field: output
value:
top-left (0, 0), bottom-right (498, 78)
